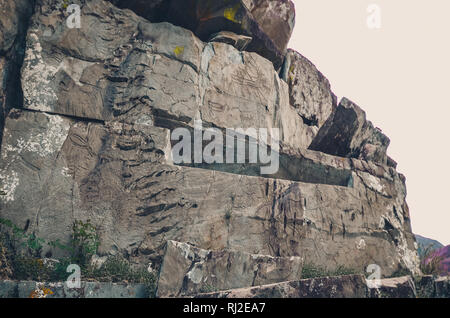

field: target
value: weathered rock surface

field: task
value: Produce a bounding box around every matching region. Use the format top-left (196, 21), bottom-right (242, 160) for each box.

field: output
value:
top-left (0, 0), bottom-right (33, 149)
top-left (280, 49), bottom-right (337, 131)
top-left (415, 275), bottom-right (450, 298)
top-left (367, 275), bottom-right (416, 298)
top-left (309, 97), bottom-right (391, 165)
top-left (197, 274), bottom-right (368, 298)
top-left (425, 245), bottom-right (450, 275)
top-left (21, 0), bottom-right (312, 150)
top-left (208, 31), bottom-right (252, 51)
top-left (0, 108), bottom-right (420, 277)
top-left (0, 280), bottom-right (148, 298)
top-left (109, 0), bottom-right (295, 69)
top-left (157, 240), bottom-right (303, 297)
top-left (0, 0), bottom-right (423, 297)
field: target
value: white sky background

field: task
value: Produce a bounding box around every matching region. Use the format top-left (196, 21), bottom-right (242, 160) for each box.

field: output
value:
top-left (288, 0), bottom-right (450, 245)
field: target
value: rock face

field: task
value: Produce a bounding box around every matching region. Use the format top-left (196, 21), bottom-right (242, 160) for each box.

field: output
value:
top-left (309, 97), bottom-right (390, 165)
top-left (0, 0), bottom-right (33, 149)
top-left (0, 0), bottom-right (422, 296)
top-left (415, 234), bottom-right (444, 258)
top-left (109, 0), bottom-right (295, 69)
top-left (367, 276), bottom-right (416, 298)
top-left (0, 108), bottom-right (420, 277)
top-left (156, 240), bottom-right (303, 297)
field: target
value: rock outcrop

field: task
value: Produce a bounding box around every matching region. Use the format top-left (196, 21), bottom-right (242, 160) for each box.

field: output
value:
top-left (0, 0), bottom-right (423, 297)
top-left (0, 280), bottom-right (148, 298)
top-left (156, 240), bottom-right (303, 297)
top-left (0, 0), bottom-right (34, 150)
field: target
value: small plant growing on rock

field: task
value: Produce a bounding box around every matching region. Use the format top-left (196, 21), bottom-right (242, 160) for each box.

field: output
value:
top-left (71, 220), bottom-right (99, 267)
top-left (420, 245), bottom-right (445, 276)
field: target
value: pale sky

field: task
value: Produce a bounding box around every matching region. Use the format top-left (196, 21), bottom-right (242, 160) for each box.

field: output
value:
top-left (289, 0), bottom-right (450, 245)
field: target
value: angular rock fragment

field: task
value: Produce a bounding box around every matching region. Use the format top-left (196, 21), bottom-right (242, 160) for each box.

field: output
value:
top-left (0, 0), bottom-right (34, 149)
top-left (20, 0), bottom-right (312, 150)
top-left (156, 240), bottom-right (303, 297)
top-left (309, 97), bottom-right (390, 164)
top-left (109, 0), bottom-right (295, 69)
top-left (196, 275), bottom-right (368, 298)
top-left (0, 109), bottom-right (420, 277)
top-left (367, 276), bottom-right (417, 298)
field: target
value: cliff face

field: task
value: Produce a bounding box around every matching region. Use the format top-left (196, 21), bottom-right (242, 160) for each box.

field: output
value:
top-left (0, 0), bottom-right (420, 291)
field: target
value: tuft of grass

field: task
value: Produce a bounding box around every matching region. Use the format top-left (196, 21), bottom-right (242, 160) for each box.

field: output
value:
top-left (0, 219), bottom-right (157, 297)
top-left (301, 263), bottom-right (358, 279)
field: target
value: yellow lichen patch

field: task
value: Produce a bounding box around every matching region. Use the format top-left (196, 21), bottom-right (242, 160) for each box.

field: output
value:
top-left (174, 46), bottom-right (185, 57)
top-left (289, 65), bottom-right (295, 74)
top-left (224, 4), bottom-right (241, 24)
top-left (29, 286), bottom-right (54, 298)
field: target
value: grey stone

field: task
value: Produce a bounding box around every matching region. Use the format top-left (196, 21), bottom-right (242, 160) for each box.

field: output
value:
top-left (0, 109), bottom-right (420, 277)
top-left (0, 280), bottom-right (17, 297)
top-left (0, 0), bottom-right (424, 297)
top-left (367, 276), bottom-right (417, 298)
top-left (196, 274), bottom-right (368, 298)
top-left (208, 31), bottom-right (252, 51)
top-left (0, 280), bottom-right (147, 298)
top-left (109, 0), bottom-right (295, 69)
top-left (415, 275), bottom-right (450, 298)
top-left (156, 240), bottom-right (303, 297)
top-left (434, 276), bottom-right (450, 298)
top-left (0, 0), bottom-right (34, 150)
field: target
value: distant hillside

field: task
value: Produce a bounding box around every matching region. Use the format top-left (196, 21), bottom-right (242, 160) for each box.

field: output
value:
top-left (415, 234), bottom-right (444, 258)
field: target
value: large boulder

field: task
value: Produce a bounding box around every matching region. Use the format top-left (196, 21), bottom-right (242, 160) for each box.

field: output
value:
top-left (20, 0), bottom-right (313, 150)
top-left (109, 0), bottom-right (295, 69)
top-left (280, 49), bottom-right (337, 131)
top-left (309, 97), bottom-right (390, 164)
top-left (156, 240), bottom-right (303, 297)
